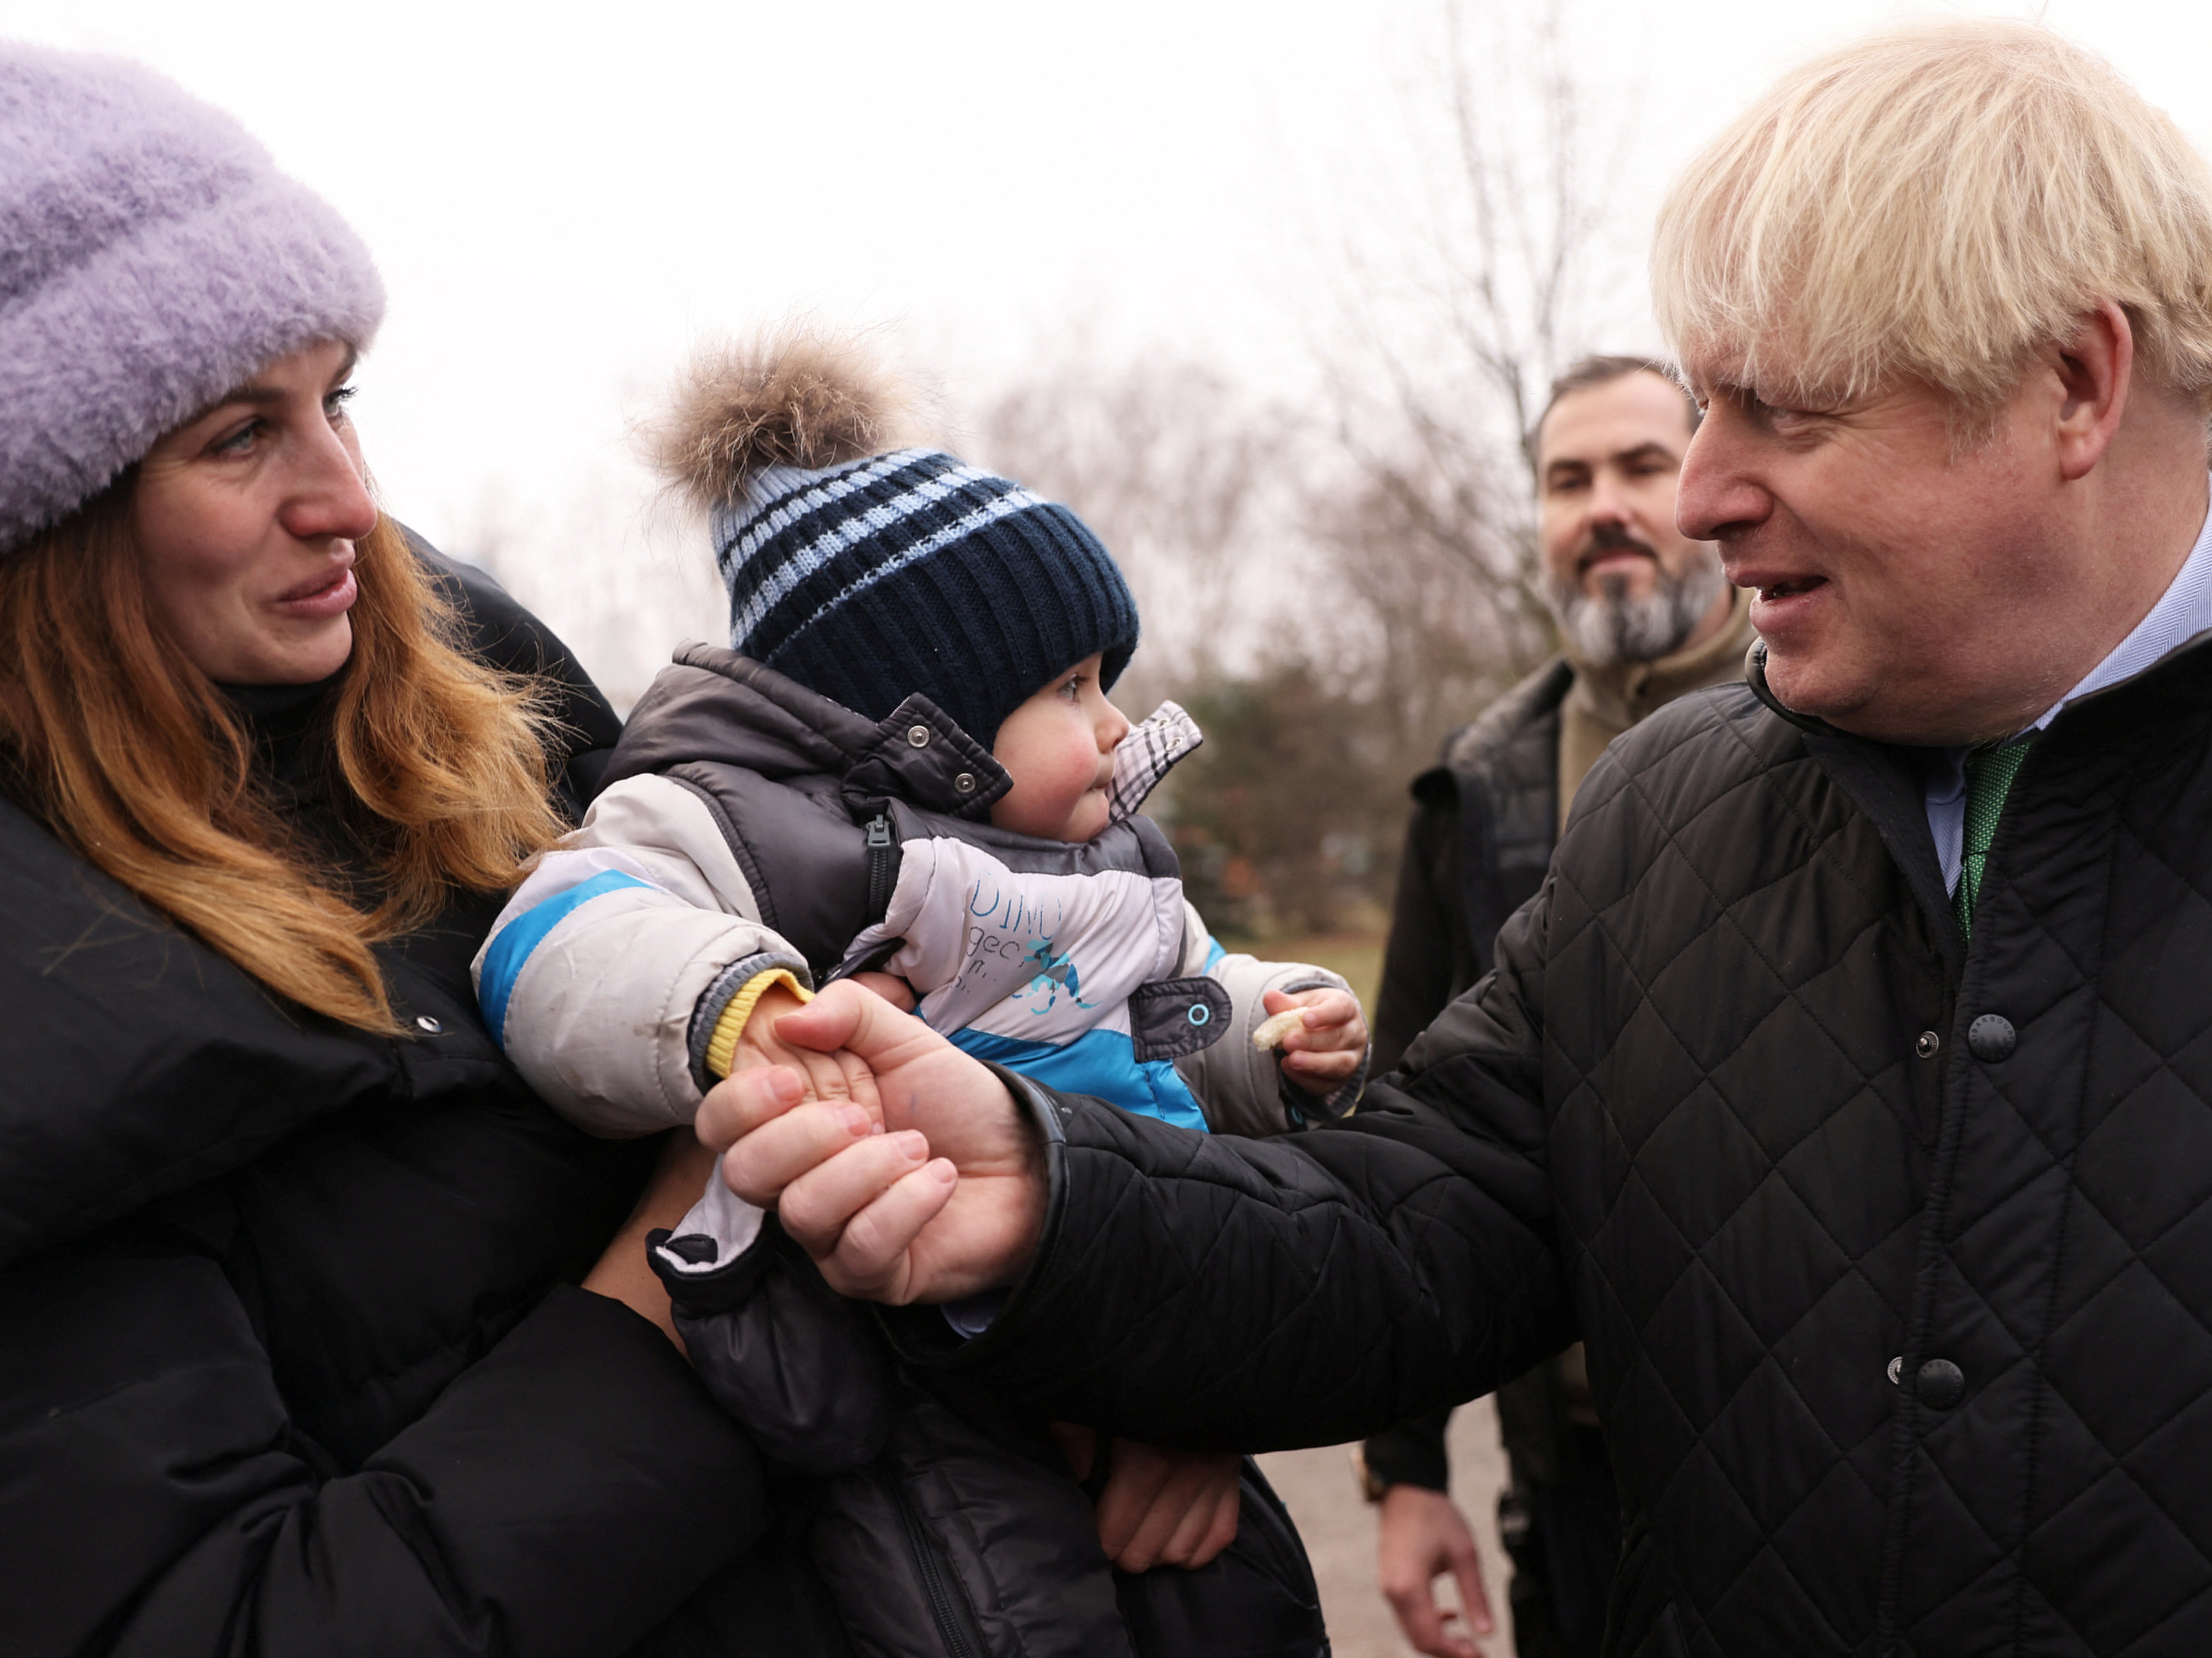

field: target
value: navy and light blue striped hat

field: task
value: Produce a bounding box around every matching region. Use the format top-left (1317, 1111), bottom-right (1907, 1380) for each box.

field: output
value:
top-left (716, 447), bottom-right (1138, 744)
top-left (654, 332), bottom-right (1138, 747)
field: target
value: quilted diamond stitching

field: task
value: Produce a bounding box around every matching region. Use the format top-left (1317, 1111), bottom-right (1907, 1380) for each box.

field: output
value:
top-left (1552, 716), bottom-right (1936, 1627)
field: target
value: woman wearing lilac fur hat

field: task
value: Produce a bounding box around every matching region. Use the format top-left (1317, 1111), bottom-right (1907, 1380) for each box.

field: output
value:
top-left (0, 43), bottom-right (844, 1655)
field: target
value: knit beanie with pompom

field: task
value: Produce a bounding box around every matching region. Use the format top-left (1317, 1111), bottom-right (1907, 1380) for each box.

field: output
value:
top-left (0, 42), bottom-right (385, 553)
top-left (649, 330), bottom-right (1140, 748)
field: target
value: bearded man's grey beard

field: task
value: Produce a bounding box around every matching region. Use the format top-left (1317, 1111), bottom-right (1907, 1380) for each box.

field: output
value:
top-left (1545, 543), bottom-right (1728, 668)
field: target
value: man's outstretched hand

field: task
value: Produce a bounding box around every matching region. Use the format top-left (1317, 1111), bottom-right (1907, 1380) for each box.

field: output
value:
top-left (696, 981), bottom-right (1048, 1304)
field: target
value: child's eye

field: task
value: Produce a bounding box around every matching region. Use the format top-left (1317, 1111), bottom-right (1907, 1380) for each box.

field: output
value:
top-left (1058, 675), bottom-right (1086, 701)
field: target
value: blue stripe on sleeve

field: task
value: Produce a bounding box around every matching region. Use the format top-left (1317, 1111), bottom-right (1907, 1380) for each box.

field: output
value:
top-left (1204, 936), bottom-right (1226, 972)
top-left (949, 1026), bottom-right (1211, 1134)
top-left (478, 870), bottom-right (652, 1047)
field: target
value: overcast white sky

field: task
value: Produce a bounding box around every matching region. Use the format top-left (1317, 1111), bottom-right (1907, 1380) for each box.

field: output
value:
top-left (5, 0), bottom-right (2209, 689)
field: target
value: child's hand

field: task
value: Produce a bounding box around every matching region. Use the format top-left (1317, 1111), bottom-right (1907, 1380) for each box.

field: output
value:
top-left (1093, 1440), bottom-right (1242, 1571)
top-left (734, 984), bottom-right (883, 1118)
top-left (850, 971), bottom-right (918, 1012)
top-left (1263, 987), bottom-right (1369, 1098)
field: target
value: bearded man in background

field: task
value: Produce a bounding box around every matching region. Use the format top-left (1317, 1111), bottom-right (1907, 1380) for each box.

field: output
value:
top-left (1360, 356), bottom-right (1752, 1658)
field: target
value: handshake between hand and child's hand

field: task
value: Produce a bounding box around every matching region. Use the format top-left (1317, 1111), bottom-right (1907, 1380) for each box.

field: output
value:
top-left (695, 978), bottom-right (1370, 1307)
top-left (695, 977), bottom-right (1047, 1305)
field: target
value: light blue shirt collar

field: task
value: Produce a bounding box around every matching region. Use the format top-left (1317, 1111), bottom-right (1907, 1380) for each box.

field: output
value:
top-left (1928, 477), bottom-right (2212, 894)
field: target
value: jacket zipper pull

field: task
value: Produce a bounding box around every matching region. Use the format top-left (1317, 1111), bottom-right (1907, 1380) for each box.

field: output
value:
top-left (864, 813), bottom-right (898, 920)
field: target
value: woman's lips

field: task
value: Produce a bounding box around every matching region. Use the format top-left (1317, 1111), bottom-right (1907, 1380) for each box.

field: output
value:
top-left (273, 560), bottom-right (358, 620)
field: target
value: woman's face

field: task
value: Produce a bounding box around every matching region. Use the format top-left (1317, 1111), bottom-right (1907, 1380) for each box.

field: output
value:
top-left (131, 339), bottom-right (376, 686)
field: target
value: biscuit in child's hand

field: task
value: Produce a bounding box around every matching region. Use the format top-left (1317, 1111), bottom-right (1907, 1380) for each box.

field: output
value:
top-left (1252, 1008), bottom-right (1306, 1052)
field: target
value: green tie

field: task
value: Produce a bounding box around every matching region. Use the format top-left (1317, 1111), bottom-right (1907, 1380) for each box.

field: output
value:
top-left (1954, 737), bottom-right (2034, 938)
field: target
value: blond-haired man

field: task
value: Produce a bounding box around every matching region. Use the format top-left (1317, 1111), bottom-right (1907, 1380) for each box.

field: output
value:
top-left (695, 22), bottom-right (2212, 1656)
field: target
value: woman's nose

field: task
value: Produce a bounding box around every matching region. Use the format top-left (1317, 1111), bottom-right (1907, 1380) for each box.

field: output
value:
top-left (281, 421), bottom-right (378, 543)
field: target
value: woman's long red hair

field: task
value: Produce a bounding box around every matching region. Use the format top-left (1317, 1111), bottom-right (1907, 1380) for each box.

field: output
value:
top-left (0, 493), bottom-right (567, 1033)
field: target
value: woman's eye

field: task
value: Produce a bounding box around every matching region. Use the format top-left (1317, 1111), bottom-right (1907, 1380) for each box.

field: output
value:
top-left (325, 384), bottom-right (358, 419)
top-left (211, 419), bottom-right (262, 456)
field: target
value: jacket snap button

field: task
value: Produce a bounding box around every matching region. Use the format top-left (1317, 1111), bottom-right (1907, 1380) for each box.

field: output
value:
top-left (1966, 1014), bottom-right (2016, 1062)
top-left (1914, 1031), bottom-right (1941, 1059)
top-left (1886, 1355), bottom-right (1903, 1386)
top-left (1916, 1358), bottom-right (1966, 1409)
top-left (1187, 1004), bottom-right (1211, 1027)
top-left (906, 725), bottom-right (930, 748)
top-left (954, 771), bottom-right (976, 793)
top-left (415, 1015), bottom-right (443, 1035)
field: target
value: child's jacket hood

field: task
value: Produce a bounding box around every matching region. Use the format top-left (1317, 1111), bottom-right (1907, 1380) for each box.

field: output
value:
top-left (603, 642), bottom-right (1016, 821)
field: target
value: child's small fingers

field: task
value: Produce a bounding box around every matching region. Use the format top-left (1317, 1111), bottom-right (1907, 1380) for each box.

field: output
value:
top-left (1157, 1466), bottom-right (1240, 1566)
top-left (1298, 989), bottom-right (1359, 1025)
top-left (850, 970), bottom-right (918, 1012)
top-left (1285, 1048), bottom-right (1360, 1081)
top-left (1156, 1496), bottom-right (1219, 1567)
top-left (1187, 1478), bottom-right (1243, 1568)
top-left (1094, 1446), bottom-right (1175, 1559)
top-left (833, 1047), bottom-right (884, 1115)
top-left (797, 1047), bottom-right (858, 1103)
top-left (1111, 1496), bottom-right (1187, 1573)
top-left (1282, 1020), bottom-right (1363, 1056)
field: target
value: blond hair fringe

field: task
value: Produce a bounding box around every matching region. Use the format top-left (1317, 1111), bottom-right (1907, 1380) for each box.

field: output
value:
top-left (0, 497), bottom-right (566, 1034)
top-left (1652, 19), bottom-right (2212, 427)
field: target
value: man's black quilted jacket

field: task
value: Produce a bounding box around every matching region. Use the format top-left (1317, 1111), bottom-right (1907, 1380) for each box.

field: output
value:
top-left (906, 632), bottom-right (2212, 1658)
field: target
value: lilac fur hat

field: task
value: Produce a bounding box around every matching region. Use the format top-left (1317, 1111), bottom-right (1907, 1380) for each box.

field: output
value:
top-left (0, 44), bottom-right (385, 553)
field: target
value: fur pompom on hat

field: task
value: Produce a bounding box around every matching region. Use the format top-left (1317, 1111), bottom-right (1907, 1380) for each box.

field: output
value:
top-left (0, 43), bottom-right (385, 554)
top-left (652, 330), bottom-right (1139, 746)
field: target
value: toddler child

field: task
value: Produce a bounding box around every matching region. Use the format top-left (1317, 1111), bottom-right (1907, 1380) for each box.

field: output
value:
top-left (475, 333), bottom-right (1366, 1658)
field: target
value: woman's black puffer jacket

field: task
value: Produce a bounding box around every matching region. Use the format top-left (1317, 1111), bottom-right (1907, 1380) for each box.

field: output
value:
top-left (0, 545), bottom-right (846, 1658)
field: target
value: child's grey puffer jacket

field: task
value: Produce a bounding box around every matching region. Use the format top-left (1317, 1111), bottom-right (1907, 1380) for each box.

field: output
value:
top-left (475, 644), bottom-right (1361, 1140)
top-left (474, 645), bottom-right (1343, 1658)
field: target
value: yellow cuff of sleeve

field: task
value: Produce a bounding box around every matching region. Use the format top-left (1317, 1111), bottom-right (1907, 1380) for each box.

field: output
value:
top-left (703, 969), bottom-right (814, 1081)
